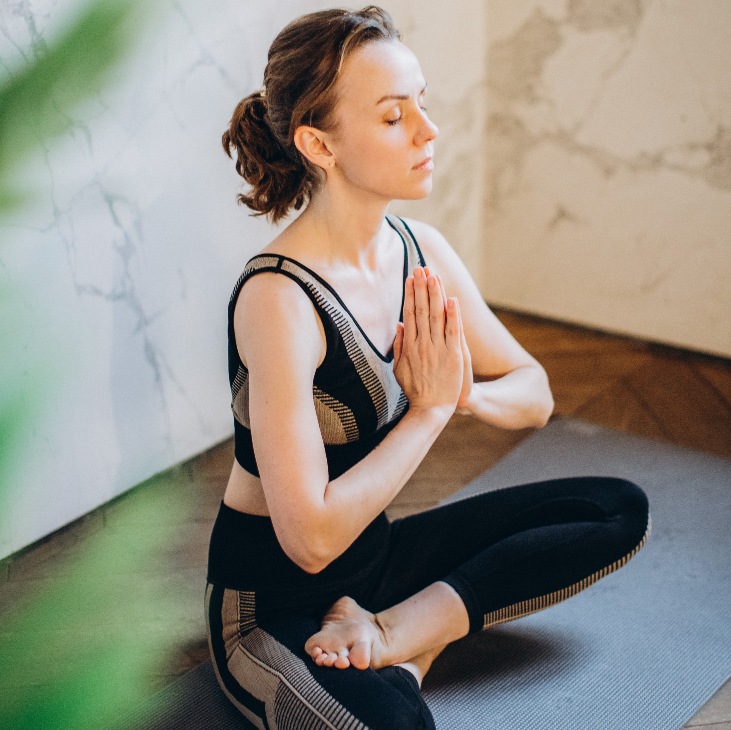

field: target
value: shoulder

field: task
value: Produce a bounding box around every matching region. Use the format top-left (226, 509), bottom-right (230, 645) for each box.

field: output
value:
top-left (397, 217), bottom-right (446, 251)
top-left (398, 217), bottom-right (469, 282)
top-left (237, 265), bottom-right (312, 310)
top-left (234, 266), bottom-right (326, 371)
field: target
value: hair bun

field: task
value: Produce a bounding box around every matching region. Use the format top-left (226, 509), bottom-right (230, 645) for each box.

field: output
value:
top-left (222, 89), bottom-right (307, 221)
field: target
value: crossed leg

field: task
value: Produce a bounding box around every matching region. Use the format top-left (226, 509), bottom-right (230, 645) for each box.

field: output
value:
top-left (207, 584), bottom-right (438, 729)
top-left (305, 476), bottom-right (650, 685)
top-left (305, 584), bottom-right (467, 680)
top-left (207, 477), bottom-right (648, 728)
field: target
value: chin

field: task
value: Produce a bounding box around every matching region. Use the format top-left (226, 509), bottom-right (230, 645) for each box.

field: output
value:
top-left (393, 179), bottom-right (433, 201)
top-left (405, 183), bottom-right (433, 200)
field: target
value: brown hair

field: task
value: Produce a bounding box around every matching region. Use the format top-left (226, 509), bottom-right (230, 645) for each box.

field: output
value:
top-left (222, 6), bottom-right (400, 223)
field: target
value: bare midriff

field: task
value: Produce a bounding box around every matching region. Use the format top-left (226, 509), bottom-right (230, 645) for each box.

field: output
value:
top-left (223, 461), bottom-right (271, 516)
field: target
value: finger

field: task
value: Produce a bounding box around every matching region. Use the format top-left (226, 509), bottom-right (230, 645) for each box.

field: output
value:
top-left (459, 313), bottom-right (471, 361)
top-left (413, 267), bottom-right (429, 338)
top-left (403, 276), bottom-right (416, 343)
top-left (445, 297), bottom-right (461, 349)
top-left (393, 322), bottom-right (404, 365)
top-left (427, 274), bottom-right (445, 343)
top-left (436, 275), bottom-right (448, 316)
top-left (455, 297), bottom-right (472, 375)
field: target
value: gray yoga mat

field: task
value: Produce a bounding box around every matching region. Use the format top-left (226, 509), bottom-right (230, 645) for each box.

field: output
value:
top-left (129, 418), bottom-right (731, 729)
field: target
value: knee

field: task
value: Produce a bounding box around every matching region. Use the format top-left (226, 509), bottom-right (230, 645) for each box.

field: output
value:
top-left (603, 478), bottom-right (650, 545)
top-left (614, 478), bottom-right (648, 518)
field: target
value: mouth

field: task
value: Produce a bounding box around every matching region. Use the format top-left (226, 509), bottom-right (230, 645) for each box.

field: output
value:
top-left (412, 156), bottom-right (434, 172)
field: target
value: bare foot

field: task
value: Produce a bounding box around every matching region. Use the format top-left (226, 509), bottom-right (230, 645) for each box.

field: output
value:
top-left (305, 596), bottom-right (389, 670)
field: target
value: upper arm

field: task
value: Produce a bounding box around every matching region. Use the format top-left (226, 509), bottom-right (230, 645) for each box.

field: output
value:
top-left (234, 273), bottom-right (330, 568)
top-left (403, 218), bottom-right (541, 378)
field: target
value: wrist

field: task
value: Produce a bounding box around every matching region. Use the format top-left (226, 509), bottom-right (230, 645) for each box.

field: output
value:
top-left (405, 402), bottom-right (455, 428)
top-left (457, 382), bottom-right (477, 415)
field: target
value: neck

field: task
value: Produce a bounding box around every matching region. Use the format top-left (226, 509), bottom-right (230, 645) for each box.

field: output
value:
top-left (293, 180), bottom-right (392, 269)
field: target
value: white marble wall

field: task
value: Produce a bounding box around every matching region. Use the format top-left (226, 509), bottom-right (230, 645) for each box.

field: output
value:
top-left (482, 0), bottom-right (731, 357)
top-left (0, 1), bottom-right (486, 558)
top-left (0, 0), bottom-right (318, 558)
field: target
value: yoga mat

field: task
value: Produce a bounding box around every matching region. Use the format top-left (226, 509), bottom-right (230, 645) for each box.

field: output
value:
top-left (127, 418), bottom-right (731, 729)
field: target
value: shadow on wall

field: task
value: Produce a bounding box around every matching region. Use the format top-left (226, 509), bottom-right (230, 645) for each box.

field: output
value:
top-left (0, 1), bottom-right (196, 727)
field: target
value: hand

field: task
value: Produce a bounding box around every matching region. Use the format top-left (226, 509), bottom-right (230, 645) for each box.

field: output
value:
top-left (392, 266), bottom-right (463, 412)
top-left (428, 268), bottom-right (473, 411)
top-left (454, 288), bottom-right (473, 411)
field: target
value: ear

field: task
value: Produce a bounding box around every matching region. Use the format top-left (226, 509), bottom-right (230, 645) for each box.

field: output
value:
top-left (293, 125), bottom-right (335, 171)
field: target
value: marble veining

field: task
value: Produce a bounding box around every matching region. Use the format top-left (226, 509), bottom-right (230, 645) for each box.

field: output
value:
top-left (6, 0), bottom-right (723, 559)
top-left (0, 0), bottom-right (487, 558)
top-left (0, 0), bottom-right (299, 557)
top-left (483, 0), bottom-right (731, 356)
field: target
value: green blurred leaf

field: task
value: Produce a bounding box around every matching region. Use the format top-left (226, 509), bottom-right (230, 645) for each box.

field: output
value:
top-left (0, 471), bottom-right (192, 730)
top-left (0, 1), bottom-right (193, 728)
top-left (0, 0), bottom-right (145, 175)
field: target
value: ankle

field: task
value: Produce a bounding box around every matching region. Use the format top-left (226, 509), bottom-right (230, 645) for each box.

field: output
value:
top-left (373, 610), bottom-right (397, 666)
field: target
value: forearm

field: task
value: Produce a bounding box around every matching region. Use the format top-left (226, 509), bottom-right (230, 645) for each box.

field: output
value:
top-left (306, 405), bottom-right (452, 571)
top-left (462, 364), bottom-right (554, 429)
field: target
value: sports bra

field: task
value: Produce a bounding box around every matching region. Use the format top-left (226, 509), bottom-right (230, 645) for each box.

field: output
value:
top-left (228, 215), bottom-right (427, 480)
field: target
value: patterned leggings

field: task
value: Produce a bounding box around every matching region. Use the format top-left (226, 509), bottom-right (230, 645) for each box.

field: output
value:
top-left (205, 476), bottom-right (650, 729)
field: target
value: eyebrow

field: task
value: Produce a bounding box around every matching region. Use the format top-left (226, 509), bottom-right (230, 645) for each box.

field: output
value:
top-left (376, 85), bottom-right (427, 105)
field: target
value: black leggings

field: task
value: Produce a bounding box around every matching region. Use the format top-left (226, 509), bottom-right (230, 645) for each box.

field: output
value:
top-left (206, 476), bottom-right (650, 730)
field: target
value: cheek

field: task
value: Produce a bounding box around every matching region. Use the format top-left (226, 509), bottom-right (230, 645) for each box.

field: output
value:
top-left (338, 129), bottom-right (403, 176)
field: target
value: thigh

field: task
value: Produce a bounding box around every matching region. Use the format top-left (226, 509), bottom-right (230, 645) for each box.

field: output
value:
top-left (368, 476), bottom-right (649, 612)
top-left (206, 583), bottom-right (435, 730)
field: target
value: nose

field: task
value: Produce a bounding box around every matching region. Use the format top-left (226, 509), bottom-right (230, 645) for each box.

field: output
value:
top-left (416, 109), bottom-right (438, 145)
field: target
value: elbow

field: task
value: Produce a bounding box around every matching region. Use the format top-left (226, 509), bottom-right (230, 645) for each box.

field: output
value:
top-left (294, 550), bottom-right (332, 575)
top-left (279, 528), bottom-right (337, 575)
top-left (536, 377), bottom-right (555, 428)
top-left (533, 396), bottom-right (553, 428)
top-left (268, 497), bottom-right (339, 574)
top-left (531, 368), bottom-right (554, 428)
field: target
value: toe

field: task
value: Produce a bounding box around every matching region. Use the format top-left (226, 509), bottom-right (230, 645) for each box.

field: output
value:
top-left (348, 639), bottom-right (371, 670)
top-left (305, 636), bottom-right (322, 654)
top-left (334, 650), bottom-right (350, 669)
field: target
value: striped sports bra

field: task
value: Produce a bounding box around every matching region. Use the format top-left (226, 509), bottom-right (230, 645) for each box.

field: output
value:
top-left (228, 215), bottom-right (426, 480)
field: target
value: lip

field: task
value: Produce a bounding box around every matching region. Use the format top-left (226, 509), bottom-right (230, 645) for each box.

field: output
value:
top-left (412, 156), bottom-right (434, 171)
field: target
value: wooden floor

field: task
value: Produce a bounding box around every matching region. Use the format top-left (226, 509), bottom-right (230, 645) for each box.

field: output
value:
top-left (1, 309), bottom-right (730, 727)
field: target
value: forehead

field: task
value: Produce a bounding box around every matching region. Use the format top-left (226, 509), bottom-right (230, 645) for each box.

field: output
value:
top-left (336, 40), bottom-right (425, 105)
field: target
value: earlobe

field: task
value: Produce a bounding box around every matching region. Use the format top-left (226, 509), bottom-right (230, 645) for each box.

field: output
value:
top-left (293, 126), bottom-right (335, 171)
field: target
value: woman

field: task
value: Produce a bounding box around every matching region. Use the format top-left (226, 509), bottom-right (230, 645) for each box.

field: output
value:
top-left (206, 7), bottom-right (650, 729)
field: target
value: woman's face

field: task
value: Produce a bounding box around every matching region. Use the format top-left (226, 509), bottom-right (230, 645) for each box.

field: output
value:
top-left (326, 40), bottom-right (439, 202)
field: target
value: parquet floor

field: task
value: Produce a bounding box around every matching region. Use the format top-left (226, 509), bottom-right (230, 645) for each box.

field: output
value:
top-left (1, 309), bottom-right (730, 727)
